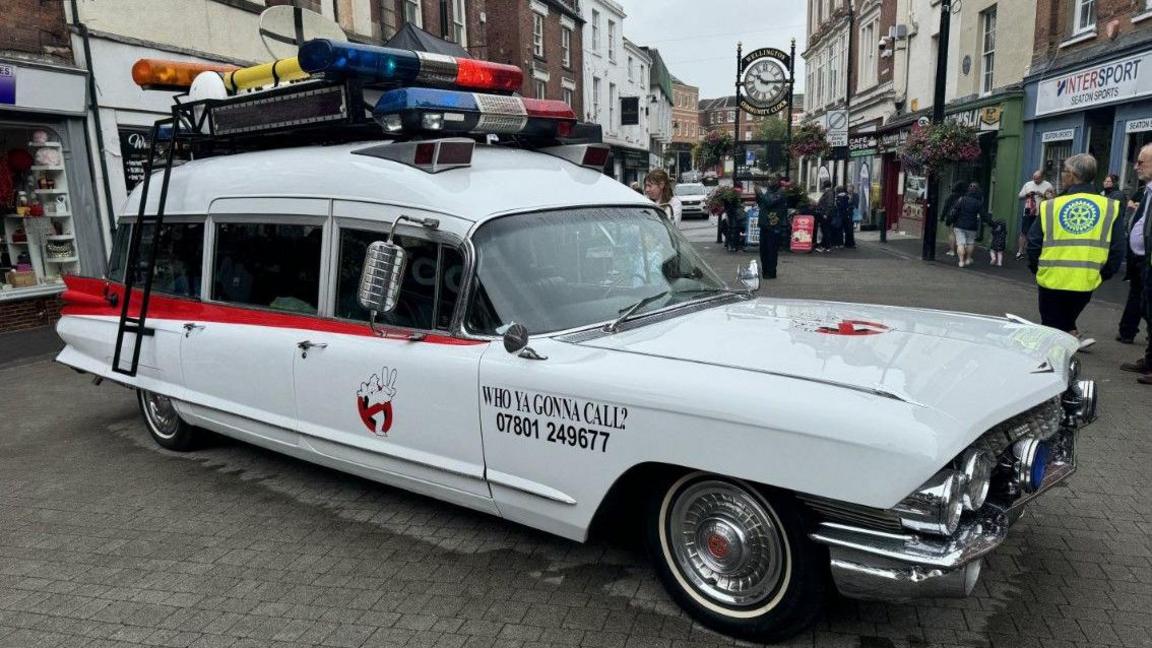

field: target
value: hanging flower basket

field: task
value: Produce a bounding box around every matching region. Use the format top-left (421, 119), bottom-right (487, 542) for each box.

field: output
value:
top-left (789, 122), bottom-right (831, 159)
top-left (899, 120), bottom-right (982, 174)
top-left (698, 129), bottom-right (734, 170)
top-left (706, 185), bottom-right (743, 215)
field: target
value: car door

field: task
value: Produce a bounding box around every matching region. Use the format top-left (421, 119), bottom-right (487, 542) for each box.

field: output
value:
top-left (289, 203), bottom-right (493, 507)
top-left (179, 200), bottom-right (329, 440)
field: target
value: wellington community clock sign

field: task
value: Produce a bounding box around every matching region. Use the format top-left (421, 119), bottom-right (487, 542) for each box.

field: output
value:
top-left (739, 47), bottom-right (793, 116)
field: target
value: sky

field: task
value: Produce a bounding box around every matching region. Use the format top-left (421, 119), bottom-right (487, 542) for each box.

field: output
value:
top-left (617, 0), bottom-right (808, 100)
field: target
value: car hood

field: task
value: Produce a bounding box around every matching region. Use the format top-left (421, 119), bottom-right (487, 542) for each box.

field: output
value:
top-left (567, 297), bottom-right (1078, 432)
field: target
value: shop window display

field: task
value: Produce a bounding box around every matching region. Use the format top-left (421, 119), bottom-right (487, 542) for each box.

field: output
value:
top-left (1, 125), bottom-right (80, 295)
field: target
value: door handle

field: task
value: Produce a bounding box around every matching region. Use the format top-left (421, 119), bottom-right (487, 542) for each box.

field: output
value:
top-left (297, 340), bottom-right (328, 358)
top-left (182, 322), bottom-right (205, 337)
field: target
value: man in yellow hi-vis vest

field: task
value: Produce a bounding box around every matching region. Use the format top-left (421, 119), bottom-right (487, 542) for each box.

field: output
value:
top-left (1026, 153), bottom-right (1125, 346)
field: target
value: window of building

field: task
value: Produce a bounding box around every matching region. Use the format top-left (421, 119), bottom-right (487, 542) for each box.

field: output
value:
top-left (535, 79), bottom-right (547, 99)
top-left (108, 222), bottom-right (204, 298)
top-left (402, 0), bottom-right (422, 27)
top-left (563, 86), bottom-right (574, 106)
top-left (533, 13), bottom-right (545, 57)
top-left (859, 20), bottom-right (877, 88)
top-left (608, 20), bottom-right (616, 61)
top-left (628, 56), bottom-right (634, 81)
top-left (981, 6), bottom-right (997, 94)
top-left (609, 82), bottom-right (617, 130)
top-left (1074, 0), bottom-right (1096, 34)
top-left (727, 110), bottom-right (734, 123)
top-left (335, 229), bottom-right (463, 330)
top-left (592, 76), bottom-right (601, 121)
top-left (212, 223), bottom-right (323, 314)
top-left (639, 64), bottom-right (645, 83)
top-left (452, 0), bottom-right (467, 46)
top-left (591, 10), bottom-right (600, 52)
top-left (561, 27), bottom-right (572, 67)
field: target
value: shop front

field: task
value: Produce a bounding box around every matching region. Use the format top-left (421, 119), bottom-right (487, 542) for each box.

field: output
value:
top-left (1023, 45), bottom-right (1152, 202)
top-left (848, 129), bottom-right (881, 229)
top-left (1, 58), bottom-right (103, 332)
top-left (611, 146), bottom-right (651, 185)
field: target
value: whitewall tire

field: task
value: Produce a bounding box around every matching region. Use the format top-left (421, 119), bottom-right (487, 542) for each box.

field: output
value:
top-left (137, 389), bottom-right (199, 451)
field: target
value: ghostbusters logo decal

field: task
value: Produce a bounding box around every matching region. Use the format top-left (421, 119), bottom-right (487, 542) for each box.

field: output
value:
top-left (357, 367), bottom-right (397, 436)
top-left (789, 315), bottom-right (891, 336)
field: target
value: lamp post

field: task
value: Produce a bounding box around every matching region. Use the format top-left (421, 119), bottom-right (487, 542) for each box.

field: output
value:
top-left (921, 0), bottom-right (953, 261)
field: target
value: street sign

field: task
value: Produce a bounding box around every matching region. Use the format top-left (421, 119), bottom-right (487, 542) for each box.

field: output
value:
top-left (827, 110), bottom-right (848, 147)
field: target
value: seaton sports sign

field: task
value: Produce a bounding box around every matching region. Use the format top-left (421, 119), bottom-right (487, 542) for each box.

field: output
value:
top-left (1036, 51), bottom-right (1152, 116)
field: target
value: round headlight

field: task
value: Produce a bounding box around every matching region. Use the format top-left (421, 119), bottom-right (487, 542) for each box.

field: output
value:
top-left (1013, 437), bottom-right (1050, 493)
top-left (959, 449), bottom-right (994, 511)
top-left (893, 470), bottom-right (965, 537)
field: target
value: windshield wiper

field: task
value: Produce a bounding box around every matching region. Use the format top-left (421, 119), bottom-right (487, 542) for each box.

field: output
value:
top-left (604, 290), bottom-right (669, 333)
top-left (673, 287), bottom-right (751, 298)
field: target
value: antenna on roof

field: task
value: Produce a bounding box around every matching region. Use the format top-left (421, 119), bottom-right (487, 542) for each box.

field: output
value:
top-left (258, 5), bottom-right (347, 59)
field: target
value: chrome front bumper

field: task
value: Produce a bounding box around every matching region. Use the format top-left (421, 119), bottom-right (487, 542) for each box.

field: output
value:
top-left (811, 410), bottom-right (1083, 601)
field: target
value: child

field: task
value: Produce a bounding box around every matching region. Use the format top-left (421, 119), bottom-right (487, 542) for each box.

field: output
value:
top-left (988, 218), bottom-right (1008, 266)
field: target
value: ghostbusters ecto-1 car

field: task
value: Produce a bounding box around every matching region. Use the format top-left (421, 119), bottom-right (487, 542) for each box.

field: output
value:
top-left (55, 40), bottom-right (1098, 643)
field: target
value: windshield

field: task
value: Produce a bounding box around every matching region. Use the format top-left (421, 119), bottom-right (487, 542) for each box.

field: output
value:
top-left (674, 184), bottom-right (706, 196)
top-left (466, 206), bottom-right (727, 335)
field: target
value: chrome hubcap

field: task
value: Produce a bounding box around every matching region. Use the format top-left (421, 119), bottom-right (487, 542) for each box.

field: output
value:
top-left (667, 480), bottom-right (787, 607)
top-left (143, 391), bottom-right (179, 439)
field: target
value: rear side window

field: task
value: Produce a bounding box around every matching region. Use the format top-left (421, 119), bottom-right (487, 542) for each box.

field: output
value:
top-left (335, 228), bottom-right (464, 331)
top-left (212, 223), bottom-right (322, 314)
top-left (106, 222), bottom-right (204, 298)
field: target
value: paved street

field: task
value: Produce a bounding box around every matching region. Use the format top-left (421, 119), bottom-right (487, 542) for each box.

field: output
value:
top-left (2, 227), bottom-right (1151, 648)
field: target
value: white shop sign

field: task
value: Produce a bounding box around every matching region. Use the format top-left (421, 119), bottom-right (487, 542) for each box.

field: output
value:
top-left (1042, 129), bottom-right (1075, 143)
top-left (1126, 118), bottom-right (1152, 133)
top-left (1036, 50), bottom-right (1152, 116)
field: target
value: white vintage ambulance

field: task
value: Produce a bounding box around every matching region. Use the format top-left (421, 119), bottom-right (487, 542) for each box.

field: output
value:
top-left (55, 38), bottom-right (1098, 643)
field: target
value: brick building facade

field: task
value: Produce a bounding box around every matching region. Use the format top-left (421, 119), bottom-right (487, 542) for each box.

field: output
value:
top-left (484, 0), bottom-right (584, 115)
top-left (1022, 0), bottom-right (1152, 198)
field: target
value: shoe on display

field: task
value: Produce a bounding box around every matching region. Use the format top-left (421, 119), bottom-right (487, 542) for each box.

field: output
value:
top-left (1121, 358), bottom-right (1148, 373)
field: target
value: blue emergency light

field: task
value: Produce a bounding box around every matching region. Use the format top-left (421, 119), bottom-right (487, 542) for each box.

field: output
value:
top-left (372, 87), bottom-right (577, 138)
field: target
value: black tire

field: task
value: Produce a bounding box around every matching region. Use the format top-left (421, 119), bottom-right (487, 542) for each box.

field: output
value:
top-left (137, 388), bottom-right (199, 451)
top-left (646, 472), bottom-right (826, 643)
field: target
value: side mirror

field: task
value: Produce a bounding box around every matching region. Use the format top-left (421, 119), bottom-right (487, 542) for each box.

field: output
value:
top-left (357, 240), bottom-right (407, 314)
top-left (502, 322), bottom-right (547, 360)
top-left (503, 322), bottom-right (530, 353)
top-left (737, 259), bottom-right (761, 293)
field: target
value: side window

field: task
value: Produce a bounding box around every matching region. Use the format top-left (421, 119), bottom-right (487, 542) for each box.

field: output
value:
top-left (335, 227), bottom-right (463, 331)
top-left (212, 223), bottom-right (322, 313)
top-left (106, 222), bottom-right (204, 298)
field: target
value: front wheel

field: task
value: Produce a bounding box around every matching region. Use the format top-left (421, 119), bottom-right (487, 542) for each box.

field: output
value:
top-left (137, 389), bottom-right (199, 451)
top-left (647, 473), bottom-right (826, 643)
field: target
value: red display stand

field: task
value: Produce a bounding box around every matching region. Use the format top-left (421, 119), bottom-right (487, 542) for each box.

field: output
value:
top-left (790, 214), bottom-right (815, 253)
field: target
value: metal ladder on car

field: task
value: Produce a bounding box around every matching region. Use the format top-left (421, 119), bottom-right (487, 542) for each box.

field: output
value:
top-left (110, 117), bottom-right (181, 377)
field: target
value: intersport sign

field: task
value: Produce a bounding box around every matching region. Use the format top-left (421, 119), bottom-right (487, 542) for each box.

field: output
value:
top-left (1036, 51), bottom-right (1152, 116)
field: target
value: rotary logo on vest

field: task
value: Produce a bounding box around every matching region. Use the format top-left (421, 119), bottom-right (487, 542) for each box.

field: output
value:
top-left (1058, 198), bottom-right (1102, 234)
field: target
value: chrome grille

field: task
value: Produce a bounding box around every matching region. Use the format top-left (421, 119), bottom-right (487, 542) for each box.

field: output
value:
top-left (970, 397), bottom-right (1062, 457)
top-left (475, 114), bottom-right (527, 133)
top-left (475, 94), bottom-right (526, 115)
top-left (798, 495), bottom-right (904, 533)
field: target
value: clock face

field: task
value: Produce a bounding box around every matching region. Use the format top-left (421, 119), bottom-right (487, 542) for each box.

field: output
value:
top-left (742, 58), bottom-right (789, 109)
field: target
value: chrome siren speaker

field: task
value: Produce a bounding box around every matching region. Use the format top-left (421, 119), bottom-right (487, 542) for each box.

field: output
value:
top-left (358, 240), bottom-right (407, 314)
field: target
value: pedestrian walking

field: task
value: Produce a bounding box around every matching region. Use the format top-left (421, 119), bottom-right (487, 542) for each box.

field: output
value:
top-left (941, 182), bottom-right (966, 257)
top-left (814, 180), bottom-right (835, 252)
top-left (1017, 170), bottom-right (1054, 260)
top-left (844, 183), bottom-right (858, 248)
top-left (833, 185), bottom-right (851, 248)
top-left (644, 169), bottom-right (682, 224)
top-left (1026, 153), bottom-right (1125, 347)
top-left (987, 218), bottom-right (1007, 266)
top-left (1120, 143), bottom-right (1152, 382)
top-left (951, 182), bottom-right (985, 268)
top-left (1118, 176), bottom-right (1149, 344)
top-left (756, 177), bottom-right (788, 279)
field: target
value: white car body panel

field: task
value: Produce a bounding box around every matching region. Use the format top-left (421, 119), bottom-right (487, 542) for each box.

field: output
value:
top-left (56, 142), bottom-right (1081, 545)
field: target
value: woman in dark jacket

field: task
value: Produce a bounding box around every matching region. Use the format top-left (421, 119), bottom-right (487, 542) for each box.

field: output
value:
top-left (951, 182), bottom-right (985, 268)
top-left (940, 182), bottom-right (967, 257)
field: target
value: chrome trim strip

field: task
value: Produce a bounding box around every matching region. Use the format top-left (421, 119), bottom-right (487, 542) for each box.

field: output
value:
top-left (809, 519), bottom-right (1006, 570)
top-left (486, 469), bottom-right (577, 505)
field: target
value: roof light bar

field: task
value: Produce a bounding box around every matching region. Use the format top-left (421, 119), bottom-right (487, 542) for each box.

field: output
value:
top-left (132, 59), bottom-right (239, 91)
top-left (298, 39), bottom-right (523, 93)
top-left (353, 138), bottom-right (475, 173)
top-left (372, 88), bottom-right (576, 138)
